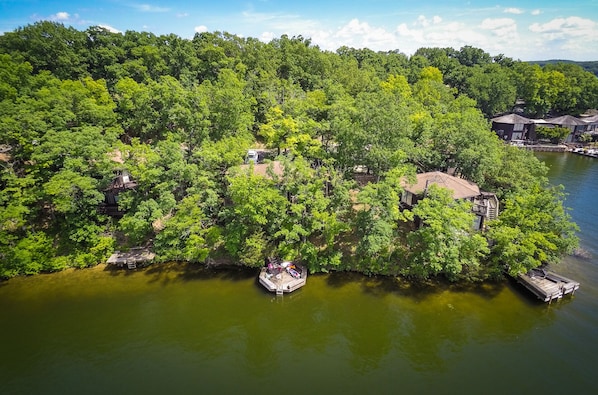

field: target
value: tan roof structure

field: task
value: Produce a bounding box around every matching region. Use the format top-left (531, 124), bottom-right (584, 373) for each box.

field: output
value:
top-left (491, 114), bottom-right (533, 124)
top-left (402, 171), bottom-right (480, 199)
top-left (237, 161), bottom-right (284, 179)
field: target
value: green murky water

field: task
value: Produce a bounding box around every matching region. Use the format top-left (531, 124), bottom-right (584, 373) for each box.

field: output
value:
top-left (1, 153), bottom-right (597, 394)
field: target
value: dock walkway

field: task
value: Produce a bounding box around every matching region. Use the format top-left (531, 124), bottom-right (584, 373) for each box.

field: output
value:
top-left (107, 248), bottom-right (155, 269)
top-left (516, 268), bottom-right (579, 303)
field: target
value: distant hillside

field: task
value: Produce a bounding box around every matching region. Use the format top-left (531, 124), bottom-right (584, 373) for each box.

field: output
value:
top-left (529, 60), bottom-right (598, 77)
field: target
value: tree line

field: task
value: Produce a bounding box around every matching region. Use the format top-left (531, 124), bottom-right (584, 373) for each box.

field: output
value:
top-left (0, 21), bottom-right (583, 281)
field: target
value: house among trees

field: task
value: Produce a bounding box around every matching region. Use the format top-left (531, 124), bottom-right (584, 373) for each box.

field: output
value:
top-left (545, 115), bottom-right (587, 143)
top-left (400, 172), bottom-right (499, 230)
top-left (581, 114), bottom-right (598, 140)
top-left (101, 171), bottom-right (137, 217)
top-left (490, 113), bottom-right (536, 142)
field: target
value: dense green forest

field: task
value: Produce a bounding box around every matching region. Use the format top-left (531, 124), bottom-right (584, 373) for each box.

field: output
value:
top-left (1, 21), bottom-right (590, 281)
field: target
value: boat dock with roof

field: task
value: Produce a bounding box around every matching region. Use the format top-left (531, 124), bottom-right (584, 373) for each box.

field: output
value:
top-left (516, 268), bottom-right (579, 303)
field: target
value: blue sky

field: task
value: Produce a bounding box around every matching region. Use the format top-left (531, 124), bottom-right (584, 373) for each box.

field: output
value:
top-left (1, 1), bottom-right (597, 61)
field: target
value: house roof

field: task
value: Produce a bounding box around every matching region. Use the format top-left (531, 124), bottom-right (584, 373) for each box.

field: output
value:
top-left (545, 115), bottom-right (586, 126)
top-left (581, 114), bottom-right (598, 124)
top-left (237, 161), bottom-right (284, 179)
top-left (401, 171), bottom-right (480, 199)
top-left (491, 113), bottom-right (533, 124)
top-left (531, 119), bottom-right (549, 124)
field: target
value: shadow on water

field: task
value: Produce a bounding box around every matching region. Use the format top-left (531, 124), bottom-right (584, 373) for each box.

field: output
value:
top-left (324, 270), bottom-right (507, 301)
top-left (103, 261), bottom-right (257, 285)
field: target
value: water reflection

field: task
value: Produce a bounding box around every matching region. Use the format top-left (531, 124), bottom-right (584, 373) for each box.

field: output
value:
top-left (0, 248), bottom-right (595, 393)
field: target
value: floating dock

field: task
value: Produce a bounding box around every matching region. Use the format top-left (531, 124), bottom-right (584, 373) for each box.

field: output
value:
top-left (524, 144), bottom-right (567, 152)
top-left (516, 268), bottom-right (579, 303)
top-left (259, 260), bottom-right (307, 295)
top-left (570, 147), bottom-right (598, 158)
top-left (107, 248), bottom-right (155, 269)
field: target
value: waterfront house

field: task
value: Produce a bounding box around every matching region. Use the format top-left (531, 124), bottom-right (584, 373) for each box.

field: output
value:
top-left (581, 114), bottom-right (598, 140)
top-left (491, 114), bottom-right (535, 142)
top-left (101, 171), bottom-right (137, 217)
top-left (400, 172), bottom-right (499, 230)
top-left (545, 115), bottom-right (587, 143)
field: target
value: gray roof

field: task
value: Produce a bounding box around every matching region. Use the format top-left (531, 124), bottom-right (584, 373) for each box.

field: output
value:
top-left (545, 115), bottom-right (586, 126)
top-left (581, 115), bottom-right (598, 124)
top-left (491, 113), bottom-right (533, 124)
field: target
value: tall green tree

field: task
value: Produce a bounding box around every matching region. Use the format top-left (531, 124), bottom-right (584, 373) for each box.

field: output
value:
top-left (405, 185), bottom-right (489, 281)
top-left (488, 184), bottom-right (578, 276)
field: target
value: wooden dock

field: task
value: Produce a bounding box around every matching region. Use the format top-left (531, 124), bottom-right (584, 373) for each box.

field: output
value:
top-left (524, 144), bottom-right (568, 152)
top-left (107, 248), bottom-right (155, 269)
top-left (516, 268), bottom-right (579, 303)
top-left (570, 147), bottom-right (598, 158)
top-left (259, 261), bottom-right (307, 295)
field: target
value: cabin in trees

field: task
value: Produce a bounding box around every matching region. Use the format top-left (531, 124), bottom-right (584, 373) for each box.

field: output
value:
top-left (100, 171), bottom-right (137, 217)
top-left (400, 172), bottom-right (499, 230)
top-left (491, 114), bottom-right (536, 142)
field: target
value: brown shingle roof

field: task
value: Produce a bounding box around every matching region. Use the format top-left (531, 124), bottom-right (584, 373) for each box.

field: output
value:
top-left (401, 171), bottom-right (480, 199)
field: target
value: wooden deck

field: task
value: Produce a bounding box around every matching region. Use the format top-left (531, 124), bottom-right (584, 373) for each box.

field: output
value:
top-left (516, 268), bottom-right (580, 303)
top-left (107, 248), bottom-right (155, 269)
top-left (259, 262), bottom-right (307, 295)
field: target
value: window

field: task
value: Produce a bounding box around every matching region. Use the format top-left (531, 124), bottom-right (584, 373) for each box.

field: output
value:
top-left (513, 123), bottom-right (524, 131)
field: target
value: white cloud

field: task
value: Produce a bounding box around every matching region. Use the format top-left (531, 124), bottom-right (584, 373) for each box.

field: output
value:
top-left (479, 18), bottom-right (518, 39)
top-left (415, 15), bottom-right (442, 27)
top-left (242, 10), bottom-right (320, 33)
top-left (194, 25), bottom-right (208, 33)
top-left (529, 16), bottom-right (597, 38)
top-left (333, 19), bottom-right (398, 50)
top-left (50, 12), bottom-right (70, 21)
top-left (531, 9), bottom-right (542, 16)
top-left (98, 24), bottom-right (121, 34)
top-left (260, 31), bottom-right (276, 42)
top-left (213, 8), bottom-right (597, 60)
top-left (527, 16), bottom-right (598, 59)
top-left (133, 4), bottom-right (170, 13)
top-left (504, 8), bottom-right (524, 15)
top-left (177, 13), bottom-right (189, 18)
top-left (394, 16), bottom-right (494, 55)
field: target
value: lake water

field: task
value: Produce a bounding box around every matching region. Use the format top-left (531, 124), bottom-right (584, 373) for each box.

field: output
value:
top-left (1, 152), bottom-right (597, 395)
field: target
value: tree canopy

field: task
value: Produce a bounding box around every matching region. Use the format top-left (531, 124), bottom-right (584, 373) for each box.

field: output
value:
top-left (0, 22), bottom-right (583, 281)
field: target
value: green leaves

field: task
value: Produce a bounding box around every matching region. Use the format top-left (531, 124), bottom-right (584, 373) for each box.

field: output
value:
top-left (488, 184), bottom-right (578, 276)
top-left (0, 25), bottom-right (585, 282)
top-left (406, 185), bottom-right (489, 281)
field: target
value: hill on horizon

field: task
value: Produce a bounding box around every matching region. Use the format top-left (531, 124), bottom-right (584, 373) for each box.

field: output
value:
top-left (529, 60), bottom-right (598, 77)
